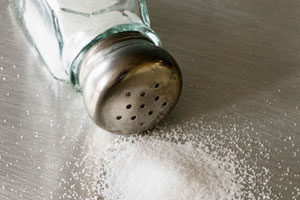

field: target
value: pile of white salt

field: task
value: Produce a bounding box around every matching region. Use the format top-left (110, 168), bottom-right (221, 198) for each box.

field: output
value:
top-left (97, 137), bottom-right (241, 200)
top-left (59, 121), bottom-right (272, 200)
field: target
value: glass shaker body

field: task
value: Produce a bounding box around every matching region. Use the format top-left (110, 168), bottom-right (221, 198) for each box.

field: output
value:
top-left (11, 0), bottom-right (161, 89)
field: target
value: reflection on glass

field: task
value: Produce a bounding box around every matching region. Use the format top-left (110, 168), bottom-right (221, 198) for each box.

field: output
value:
top-left (11, 0), bottom-right (161, 83)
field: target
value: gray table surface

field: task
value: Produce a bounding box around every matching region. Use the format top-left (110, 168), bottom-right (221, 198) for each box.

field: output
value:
top-left (1, 0), bottom-right (300, 199)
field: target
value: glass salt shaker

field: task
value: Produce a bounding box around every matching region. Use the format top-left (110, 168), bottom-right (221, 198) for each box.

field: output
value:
top-left (11, 0), bottom-right (182, 134)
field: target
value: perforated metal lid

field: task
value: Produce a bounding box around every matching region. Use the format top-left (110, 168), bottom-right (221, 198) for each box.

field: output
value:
top-left (79, 32), bottom-right (182, 134)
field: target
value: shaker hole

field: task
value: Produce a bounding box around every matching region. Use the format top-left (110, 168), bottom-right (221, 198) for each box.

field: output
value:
top-left (140, 92), bottom-right (146, 97)
top-left (126, 104), bottom-right (132, 109)
top-left (116, 116), bottom-right (122, 120)
top-left (154, 83), bottom-right (160, 88)
top-left (125, 92), bottom-right (131, 97)
top-left (155, 96), bottom-right (160, 101)
top-left (162, 102), bottom-right (168, 107)
top-left (148, 111), bottom-right (153, 115)
top-left (131, 116), bottom-right (137, 120)
top-left (140, 104), bottom-right (146, 109)
top-left (140, 122), bottom-right (144, 126)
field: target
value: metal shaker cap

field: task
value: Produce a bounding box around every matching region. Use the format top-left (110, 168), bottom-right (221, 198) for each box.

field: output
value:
top-left (79, 32), bottom-right (182, 134)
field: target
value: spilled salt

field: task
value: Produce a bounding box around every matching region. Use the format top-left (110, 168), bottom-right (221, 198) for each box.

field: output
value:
top-left (97, 138), bottom-right (241, 200)
top-left (59, 121), bottom-right (274, 200)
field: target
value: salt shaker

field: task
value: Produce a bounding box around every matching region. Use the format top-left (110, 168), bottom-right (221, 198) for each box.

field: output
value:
top-left (12, 0), bottom-right (182, 134)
